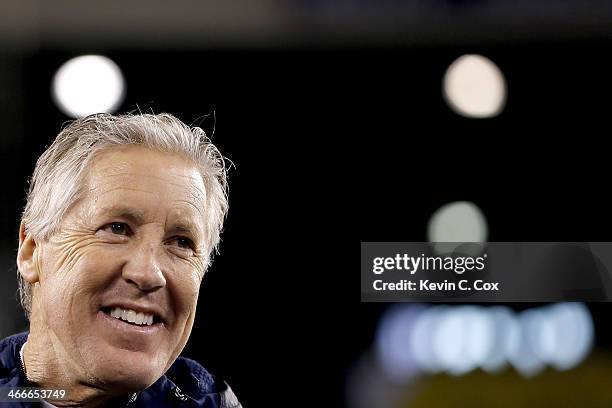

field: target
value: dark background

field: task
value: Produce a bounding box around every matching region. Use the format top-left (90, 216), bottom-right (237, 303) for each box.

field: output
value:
top-left (2, 2), bottom-right (612, 407)
top-left (0, 45), bottom-right (610, 407)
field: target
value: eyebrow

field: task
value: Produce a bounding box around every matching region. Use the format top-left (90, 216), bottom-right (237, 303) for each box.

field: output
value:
top-left (99, 206), bottom-right (146, 224)
top-left (168, 221), bottom-right (203, 240)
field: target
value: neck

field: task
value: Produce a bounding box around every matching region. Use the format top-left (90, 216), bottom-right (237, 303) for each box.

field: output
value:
top-left (23, 323), bottom-right (114, 407)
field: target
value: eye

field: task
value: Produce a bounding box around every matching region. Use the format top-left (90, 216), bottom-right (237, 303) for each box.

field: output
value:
top-left (103, 222), bottom-right (130, 236)
top-left (172, 236), bottom-right (195, 251)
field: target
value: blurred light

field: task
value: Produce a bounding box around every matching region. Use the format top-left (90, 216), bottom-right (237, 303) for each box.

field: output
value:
top-left (409, 306), bottom-right (444, 374)
top-left (443, 54), bottom-right (507, 118)
top-left (541, 303), bottom-right (594, 371)
top-left (481, 306), bottom-right (518, 373)
top-left (375, 305), bottom-right (424, 382)
top-left (463, 306), bottom-right (495, 368)
top-left (535, 308), bottom-right (558, 363)
top-left (52, 55), bottom-right (125, 118)
top-left (433, 307), bottom-right (474, 375)
top-left (427, 201), bottom-right (488, 254)
top-left (374, 303), bottom-right (594, 381)
top-left (509, 309), bottom-right (547, 377)
top-left (430, 306), bottom-right (495, 375)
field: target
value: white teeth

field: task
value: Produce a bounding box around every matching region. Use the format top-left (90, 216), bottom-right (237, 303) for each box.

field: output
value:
top-left (107, 307), bottom-right (155, 326)
top-left (127, 310), bottom-right (136, 323)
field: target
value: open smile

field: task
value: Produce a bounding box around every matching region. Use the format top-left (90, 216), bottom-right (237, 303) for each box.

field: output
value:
top-left (101, 306), bottom-right (160, 326)
top-left (98, 306), bottom-right (166, 335)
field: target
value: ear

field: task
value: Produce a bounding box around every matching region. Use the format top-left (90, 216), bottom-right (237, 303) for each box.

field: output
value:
top-left (17, 221), bottom-right (40, 284)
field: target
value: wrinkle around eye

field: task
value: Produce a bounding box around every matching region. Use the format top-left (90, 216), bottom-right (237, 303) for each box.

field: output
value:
top-left (95, 227), bottom-right (130, 242)
top-left (166, 242), bottom-right (195, 259)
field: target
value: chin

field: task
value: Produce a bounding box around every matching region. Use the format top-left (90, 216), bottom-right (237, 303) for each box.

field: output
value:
top-left (87, 349), bottom-right (167, 393)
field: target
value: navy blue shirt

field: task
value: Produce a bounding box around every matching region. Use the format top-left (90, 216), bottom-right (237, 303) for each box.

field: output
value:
top-left (0, 332), bottom-right (241, 407)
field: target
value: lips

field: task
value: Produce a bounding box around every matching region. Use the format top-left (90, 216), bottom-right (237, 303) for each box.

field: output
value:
top-left (97, 309), bottom-right (163, 338)
top-left (108, 306), bottom-right (154, 326)
top-left (100, 303), bottom-right (166, 327)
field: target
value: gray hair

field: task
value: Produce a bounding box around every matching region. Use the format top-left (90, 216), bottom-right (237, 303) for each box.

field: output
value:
top-left (18, 113), bottom-right (229, 318)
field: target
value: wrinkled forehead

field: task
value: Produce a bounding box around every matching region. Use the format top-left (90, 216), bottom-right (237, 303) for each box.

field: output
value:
top-left (76, 145), bottom-right (207, 224)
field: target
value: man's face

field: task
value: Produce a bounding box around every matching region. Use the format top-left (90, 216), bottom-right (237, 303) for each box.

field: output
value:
top-left (30, 145), bottom-right (208, 391)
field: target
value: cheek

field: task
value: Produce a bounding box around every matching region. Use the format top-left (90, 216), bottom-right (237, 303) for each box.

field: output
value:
top-left (168, 269), bottom-right (201, 322)
top-left (39, 246), bottom-right (121, 315)
top-left (72, 249), bottom-right (122, 288)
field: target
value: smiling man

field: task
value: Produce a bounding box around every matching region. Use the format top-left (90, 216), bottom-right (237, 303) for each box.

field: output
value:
top-left (0, 113), bottom-right (241, 407)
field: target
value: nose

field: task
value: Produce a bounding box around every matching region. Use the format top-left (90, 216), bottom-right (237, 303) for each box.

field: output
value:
top-left (122, 242), bottom-right (167, 292)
